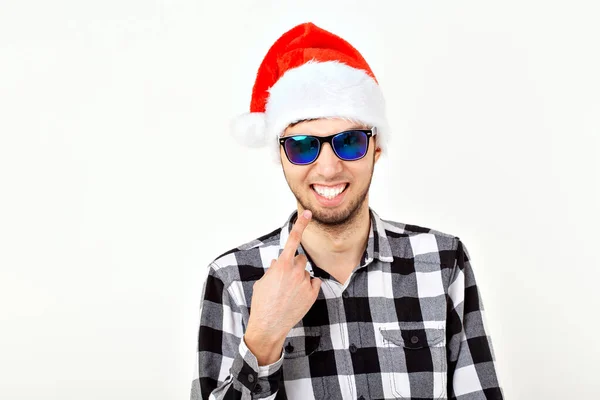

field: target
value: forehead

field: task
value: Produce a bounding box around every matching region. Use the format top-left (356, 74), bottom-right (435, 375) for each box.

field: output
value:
top-left (283, 118), bottom-right (369, 137)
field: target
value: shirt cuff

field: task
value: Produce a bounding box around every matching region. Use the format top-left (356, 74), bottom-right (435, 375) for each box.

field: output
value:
top-left (229, 334), bottom-right (284, 394)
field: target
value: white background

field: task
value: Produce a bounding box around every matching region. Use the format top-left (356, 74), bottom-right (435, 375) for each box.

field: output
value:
top-left (1, 1), bottom-right (599, 399)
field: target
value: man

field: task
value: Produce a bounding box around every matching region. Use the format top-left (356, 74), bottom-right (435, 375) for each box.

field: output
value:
top-left (191, 22), bottom-right (503, 399)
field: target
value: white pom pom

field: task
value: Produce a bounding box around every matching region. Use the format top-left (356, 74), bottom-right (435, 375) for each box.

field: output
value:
top-left (230, 112), bottom-right (269, 148)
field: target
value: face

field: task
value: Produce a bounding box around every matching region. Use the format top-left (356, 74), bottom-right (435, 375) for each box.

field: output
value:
top-left (280, 118), bottom-right (382, 226)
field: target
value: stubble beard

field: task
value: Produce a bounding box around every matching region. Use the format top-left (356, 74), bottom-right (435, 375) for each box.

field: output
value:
top-left (284, 162), bottom-right (375, 227)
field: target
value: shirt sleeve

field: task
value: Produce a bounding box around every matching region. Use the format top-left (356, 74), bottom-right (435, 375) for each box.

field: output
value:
top-left (190, 264), bottom-right (285, 400)
top-left (446, 239), bottom-right (504, 399)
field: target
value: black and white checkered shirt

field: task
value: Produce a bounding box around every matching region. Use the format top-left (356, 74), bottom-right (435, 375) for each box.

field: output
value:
top-left (191, 208), bottom-right (503, 399)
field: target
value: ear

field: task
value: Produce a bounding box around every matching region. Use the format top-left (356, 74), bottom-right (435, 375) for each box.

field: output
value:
top-left (374, 144), bottom-right (382, 164)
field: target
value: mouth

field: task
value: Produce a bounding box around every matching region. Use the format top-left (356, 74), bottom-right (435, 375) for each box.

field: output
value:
top-left (310, 183), bottom-right (349, 200)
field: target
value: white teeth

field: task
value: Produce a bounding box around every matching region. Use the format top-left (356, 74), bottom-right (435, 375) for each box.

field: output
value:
top-left (313, 184), bottom-right (347, 199)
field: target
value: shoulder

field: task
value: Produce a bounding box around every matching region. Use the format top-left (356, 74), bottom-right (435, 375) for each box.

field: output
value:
top-left (379, 215), bottom-right (459, 243)
top-left (377, 215), bottom-right (463, 266)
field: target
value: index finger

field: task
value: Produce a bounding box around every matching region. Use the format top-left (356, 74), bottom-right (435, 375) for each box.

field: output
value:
top-left (280, 209), bottom-right (312, 262)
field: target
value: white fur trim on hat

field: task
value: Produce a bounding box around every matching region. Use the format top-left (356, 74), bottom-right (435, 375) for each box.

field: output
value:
top-left (230, 112), bottom-right (268, 148)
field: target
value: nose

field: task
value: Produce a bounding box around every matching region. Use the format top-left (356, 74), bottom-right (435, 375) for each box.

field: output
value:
top-left (314, 142), bottom-right (343, 176)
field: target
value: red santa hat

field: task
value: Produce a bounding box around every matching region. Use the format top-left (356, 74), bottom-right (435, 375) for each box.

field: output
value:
top-left (230, 22), bottom-right (390, 162)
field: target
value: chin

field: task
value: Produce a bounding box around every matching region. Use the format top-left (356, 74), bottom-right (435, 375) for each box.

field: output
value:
top-left (306, 195), bottom-right (365, 226)
top-left (291, 179), bottom-right (371, 226)
top-left (311, 209), bottom-right (355, 226)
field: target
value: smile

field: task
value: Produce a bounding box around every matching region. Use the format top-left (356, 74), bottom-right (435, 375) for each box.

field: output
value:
top-left (311, 183), bottom-right (348, 200)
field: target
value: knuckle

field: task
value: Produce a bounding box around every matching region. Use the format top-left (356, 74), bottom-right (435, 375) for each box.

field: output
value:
top-left (292, 268), bottom-right (306, 280)
top-left (294, 261), bottom-right (307, 271)
top-left (289, 231), bottom-right (300, 242)
top-left (295, 254), bottom-right (307, 263)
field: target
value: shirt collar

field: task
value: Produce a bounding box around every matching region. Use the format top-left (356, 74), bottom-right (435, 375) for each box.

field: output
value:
top-left (278, 208), bottom-right (394, 278)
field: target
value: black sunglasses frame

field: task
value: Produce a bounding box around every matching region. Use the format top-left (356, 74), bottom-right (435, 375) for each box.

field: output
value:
top-left (278, 127), bottom-right (377, 166)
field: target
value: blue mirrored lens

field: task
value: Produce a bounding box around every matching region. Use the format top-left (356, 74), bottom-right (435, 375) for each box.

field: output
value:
top-left (284, 135), bottom-right (320, 164)
top-left (333, 130), bottom-right (368, 160)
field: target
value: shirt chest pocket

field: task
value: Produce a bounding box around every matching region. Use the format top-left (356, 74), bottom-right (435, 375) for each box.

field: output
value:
top-left (379, 323), bottom-right (447, 399)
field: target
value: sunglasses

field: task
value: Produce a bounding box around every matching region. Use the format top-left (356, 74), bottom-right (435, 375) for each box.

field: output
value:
top-left (279, 127), bottom-right (377, 165)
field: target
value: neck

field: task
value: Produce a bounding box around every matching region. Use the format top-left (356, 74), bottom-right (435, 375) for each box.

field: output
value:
top-left (298, 202), bottom-right (371, 284)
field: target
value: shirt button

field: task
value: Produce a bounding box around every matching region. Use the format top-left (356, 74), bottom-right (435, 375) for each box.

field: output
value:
top-left (248, 374), bottom-right (255, 383)
top-left (358, 396), bottom-right (365, 400)
top-left (349, 344), bottom-right (357, 353)
top-left (342, 291), bottom-right (349, 298)
top-left (285, 343), bottom-right (294, 353)
top-left (411, 336), bottom-right (419, 344)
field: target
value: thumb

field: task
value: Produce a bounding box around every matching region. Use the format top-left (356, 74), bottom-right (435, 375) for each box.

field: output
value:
top-left (261, 259), bottom-right (277, 278)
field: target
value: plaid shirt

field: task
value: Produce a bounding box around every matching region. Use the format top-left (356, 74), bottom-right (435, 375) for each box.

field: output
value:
top-left (191, 208), bottom-right (503, 400)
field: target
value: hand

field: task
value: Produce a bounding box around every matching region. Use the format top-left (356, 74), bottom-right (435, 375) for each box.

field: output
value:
top-left (244, 210), bottom-right (322, 362)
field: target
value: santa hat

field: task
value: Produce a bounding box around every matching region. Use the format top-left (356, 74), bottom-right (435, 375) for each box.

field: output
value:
top-left (230, 22), bottom-right (390, 163)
